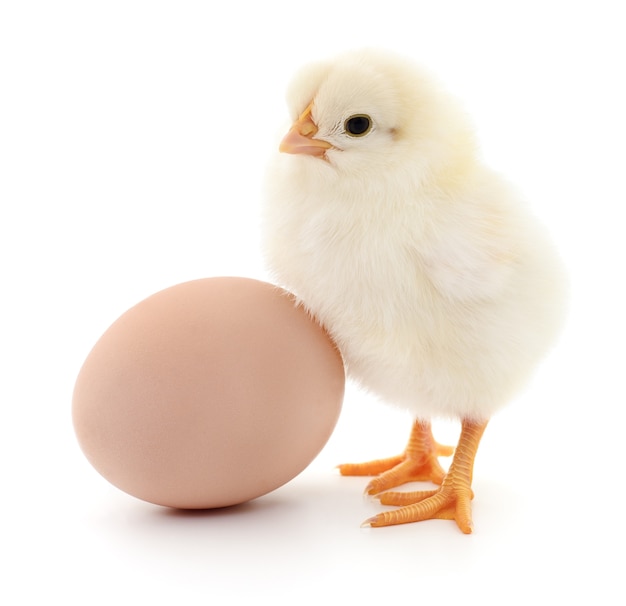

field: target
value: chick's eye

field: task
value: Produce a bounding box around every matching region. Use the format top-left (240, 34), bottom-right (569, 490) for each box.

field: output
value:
top-left (344, 114), bottom-right (372, 137)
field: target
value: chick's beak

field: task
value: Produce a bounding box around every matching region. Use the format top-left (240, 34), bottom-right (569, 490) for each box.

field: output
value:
top-left (279, 101), bottom-right (332, 157)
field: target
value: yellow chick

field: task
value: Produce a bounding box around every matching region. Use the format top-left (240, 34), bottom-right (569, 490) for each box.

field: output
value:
top-left (262, 49), bottom-right (567, 533)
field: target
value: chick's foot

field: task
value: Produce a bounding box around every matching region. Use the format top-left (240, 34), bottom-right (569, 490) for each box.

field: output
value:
top-left (363, 419), bottom-right (488, 534)
top-left (337, 420), bottom-right (454, 495)
top-left (367, 482), bottom-right (473, 533)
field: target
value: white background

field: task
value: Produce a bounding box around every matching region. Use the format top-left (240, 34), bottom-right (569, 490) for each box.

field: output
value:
top-left (1, 1), bottom-right (624, 603)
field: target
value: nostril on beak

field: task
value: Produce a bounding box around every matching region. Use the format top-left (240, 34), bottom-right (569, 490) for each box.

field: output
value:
top-left (299, 120), bottom-right (317, 138)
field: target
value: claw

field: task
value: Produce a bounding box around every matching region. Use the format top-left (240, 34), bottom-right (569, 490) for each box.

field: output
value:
top-left (339, 420), bottom-right (452, 493)
top-left (352, 419), bottom-right (488, 533)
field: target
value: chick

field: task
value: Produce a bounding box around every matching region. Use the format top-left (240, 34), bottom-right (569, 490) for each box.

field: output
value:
top-left (262, 49), bottom-right (566, 533)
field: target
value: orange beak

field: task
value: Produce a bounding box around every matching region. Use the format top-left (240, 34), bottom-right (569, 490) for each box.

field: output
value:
top-left (279, 101), bottom-right (333, 157)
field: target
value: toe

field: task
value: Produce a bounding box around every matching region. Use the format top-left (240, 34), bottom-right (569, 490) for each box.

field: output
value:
top-left (337, 455), bottom-right (404, 477)
top-left (377, 488), bottom-right (438, 506)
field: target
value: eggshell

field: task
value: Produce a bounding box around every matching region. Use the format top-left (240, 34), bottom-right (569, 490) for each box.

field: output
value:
top-left (72, 277), bottom-right (345, 509)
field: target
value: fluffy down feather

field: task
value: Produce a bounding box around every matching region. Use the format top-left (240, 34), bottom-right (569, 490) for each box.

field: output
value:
top-left (262, 48), bottom-right (566, 423)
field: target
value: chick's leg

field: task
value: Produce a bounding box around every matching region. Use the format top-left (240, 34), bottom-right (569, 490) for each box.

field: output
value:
top-left (365, 419), bottom-right (488, 534)
top-left (338, 419), bottom-right (454, 495)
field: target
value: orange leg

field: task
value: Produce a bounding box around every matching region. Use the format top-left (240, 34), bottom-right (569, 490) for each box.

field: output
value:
top-left (338, 419), bottom-right (454, 495)
top-left (364, 419), bottom-right (488, 534)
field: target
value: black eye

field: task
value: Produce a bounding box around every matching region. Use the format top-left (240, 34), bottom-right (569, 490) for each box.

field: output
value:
top-left (344, 114), bottom-right (372, 137)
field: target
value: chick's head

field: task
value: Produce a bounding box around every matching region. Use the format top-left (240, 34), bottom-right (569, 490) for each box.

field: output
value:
top-left (280, 49), bottom-right (476, 181)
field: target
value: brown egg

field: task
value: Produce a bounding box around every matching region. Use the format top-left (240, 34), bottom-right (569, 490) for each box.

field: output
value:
top-left (72, 277), bottom-right (345, 509)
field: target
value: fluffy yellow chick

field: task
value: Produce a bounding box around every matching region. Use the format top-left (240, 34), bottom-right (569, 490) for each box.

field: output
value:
top-left (262, 49), bottom-right (567, 533)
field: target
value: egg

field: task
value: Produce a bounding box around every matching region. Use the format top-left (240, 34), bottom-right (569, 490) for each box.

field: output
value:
top-left (72, 277), bottom-right (345, 509)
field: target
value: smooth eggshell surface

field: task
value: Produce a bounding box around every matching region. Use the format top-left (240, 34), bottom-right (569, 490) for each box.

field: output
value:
top-left (72, 277), bottom-right (345, 508)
